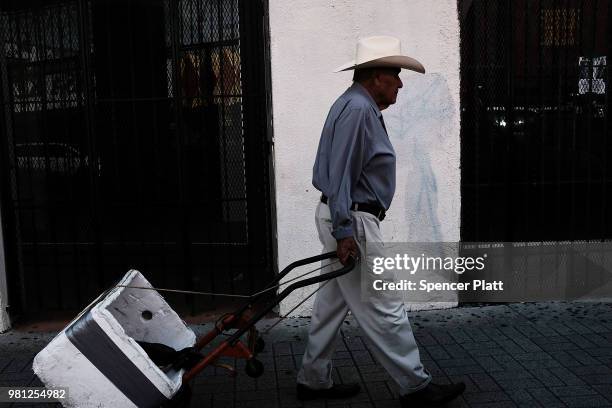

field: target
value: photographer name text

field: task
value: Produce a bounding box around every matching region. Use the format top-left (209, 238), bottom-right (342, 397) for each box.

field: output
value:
top-left (372, 279), bottom-right (504, 292)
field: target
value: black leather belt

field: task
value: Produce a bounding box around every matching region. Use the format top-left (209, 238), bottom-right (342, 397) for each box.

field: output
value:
top-left (320, 195), bottom-right (386, 221)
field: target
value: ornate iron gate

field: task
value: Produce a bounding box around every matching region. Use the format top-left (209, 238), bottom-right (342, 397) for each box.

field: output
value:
top-left (0, 0), bottom-right (275, 318)
top-left (461, 0), bottom-right (610, 241)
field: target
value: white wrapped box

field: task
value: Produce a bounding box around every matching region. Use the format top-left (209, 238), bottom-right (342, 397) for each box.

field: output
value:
top-left (33, 270), bottom-right (196, 408)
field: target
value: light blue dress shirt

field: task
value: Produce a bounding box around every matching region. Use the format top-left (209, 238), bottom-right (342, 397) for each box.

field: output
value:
top-left (312, 82), bottom-right (396, 239)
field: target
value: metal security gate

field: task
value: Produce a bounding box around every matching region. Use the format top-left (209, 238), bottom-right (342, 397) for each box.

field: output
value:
top-left (0, 0), bottom-right (275, 318)
top-left (461, 0), bottom-right (610, 241)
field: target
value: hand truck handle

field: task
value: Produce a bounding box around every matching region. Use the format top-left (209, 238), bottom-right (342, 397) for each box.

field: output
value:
top-left (230, 251), bottom-right (342, 317)
top-left (269, 250), bottom-right (339, 286)
top-left (226, 255), bottom-right (356, 346)
top-left (182, 254), bottom-right (355, 383)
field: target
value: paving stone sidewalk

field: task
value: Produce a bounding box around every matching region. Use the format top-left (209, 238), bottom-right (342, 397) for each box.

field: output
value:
top-left (2, 302), bottom-right (612, 407)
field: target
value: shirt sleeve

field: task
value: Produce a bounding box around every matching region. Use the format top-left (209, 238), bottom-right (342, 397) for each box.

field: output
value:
top-left (327, 107), bottom-right (367, 239)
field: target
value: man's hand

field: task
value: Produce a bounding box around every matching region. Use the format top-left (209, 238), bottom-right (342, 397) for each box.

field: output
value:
top-left (336, 237), bottom-right (358, 265)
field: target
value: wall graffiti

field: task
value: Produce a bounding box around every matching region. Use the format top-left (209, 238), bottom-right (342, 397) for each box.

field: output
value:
top-left (386, 73), bottom-right (456, 242)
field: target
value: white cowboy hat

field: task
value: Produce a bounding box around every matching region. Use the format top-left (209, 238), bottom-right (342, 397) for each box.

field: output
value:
top-left (334, 35), bottom-right (425, 74)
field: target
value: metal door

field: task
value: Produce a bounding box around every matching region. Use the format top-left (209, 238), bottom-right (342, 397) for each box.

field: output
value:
top-left (0, 0), bottom-right (275, 318)
top-left (461, 0), bottom-right (610, 241)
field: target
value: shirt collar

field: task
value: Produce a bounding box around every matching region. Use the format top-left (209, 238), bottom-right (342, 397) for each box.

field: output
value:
top-left (349, 82), bottom-right (383, 118)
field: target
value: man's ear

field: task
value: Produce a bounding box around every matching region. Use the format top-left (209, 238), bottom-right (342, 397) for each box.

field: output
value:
top-left (371, 71), bottom-right (381, 86)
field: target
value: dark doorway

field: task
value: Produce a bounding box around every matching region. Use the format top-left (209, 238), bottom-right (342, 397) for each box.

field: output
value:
top-left (460, 0), bottom-right (610, 241)
top-left (0, 0), bottom-right (275, 319)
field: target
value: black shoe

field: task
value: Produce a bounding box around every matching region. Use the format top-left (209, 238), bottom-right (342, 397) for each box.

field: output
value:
top-left (296, 383), bottom-right (361, 400)
top-left (399, 382), bottom-right (466, 407)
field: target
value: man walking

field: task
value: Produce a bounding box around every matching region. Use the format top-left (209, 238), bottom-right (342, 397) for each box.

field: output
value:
top-left (296, 36), bottom-right (466, 407)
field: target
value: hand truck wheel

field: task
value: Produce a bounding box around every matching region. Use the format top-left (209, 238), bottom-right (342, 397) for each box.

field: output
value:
top-left (245, 358), bottom-right (264, 378)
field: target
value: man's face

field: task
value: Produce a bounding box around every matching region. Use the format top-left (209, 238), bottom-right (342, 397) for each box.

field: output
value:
top-left (373, 68), bottom-right (403, 110)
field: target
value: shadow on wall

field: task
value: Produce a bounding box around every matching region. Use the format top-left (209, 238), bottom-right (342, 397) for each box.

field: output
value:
top-left (386, 73), bottom-right (456, 242)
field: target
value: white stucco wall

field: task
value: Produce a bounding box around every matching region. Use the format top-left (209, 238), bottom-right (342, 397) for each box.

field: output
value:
top-left (269, 0), bottom-right (461, 315)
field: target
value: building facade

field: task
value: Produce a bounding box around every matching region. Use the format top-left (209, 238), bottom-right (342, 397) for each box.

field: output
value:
top-left (1, 0), bottom-right (610, 330)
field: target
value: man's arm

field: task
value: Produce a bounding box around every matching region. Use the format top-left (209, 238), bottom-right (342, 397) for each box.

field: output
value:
top-left (326, 107), bottom-right (367, 264)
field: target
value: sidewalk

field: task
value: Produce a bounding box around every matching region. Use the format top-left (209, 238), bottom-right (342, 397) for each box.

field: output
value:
top-left (2, 302), bottom-right (612, 407)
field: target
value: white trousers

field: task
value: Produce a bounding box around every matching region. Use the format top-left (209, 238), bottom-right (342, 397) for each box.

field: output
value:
top-left (297, 202), bottom-right (431, 394)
